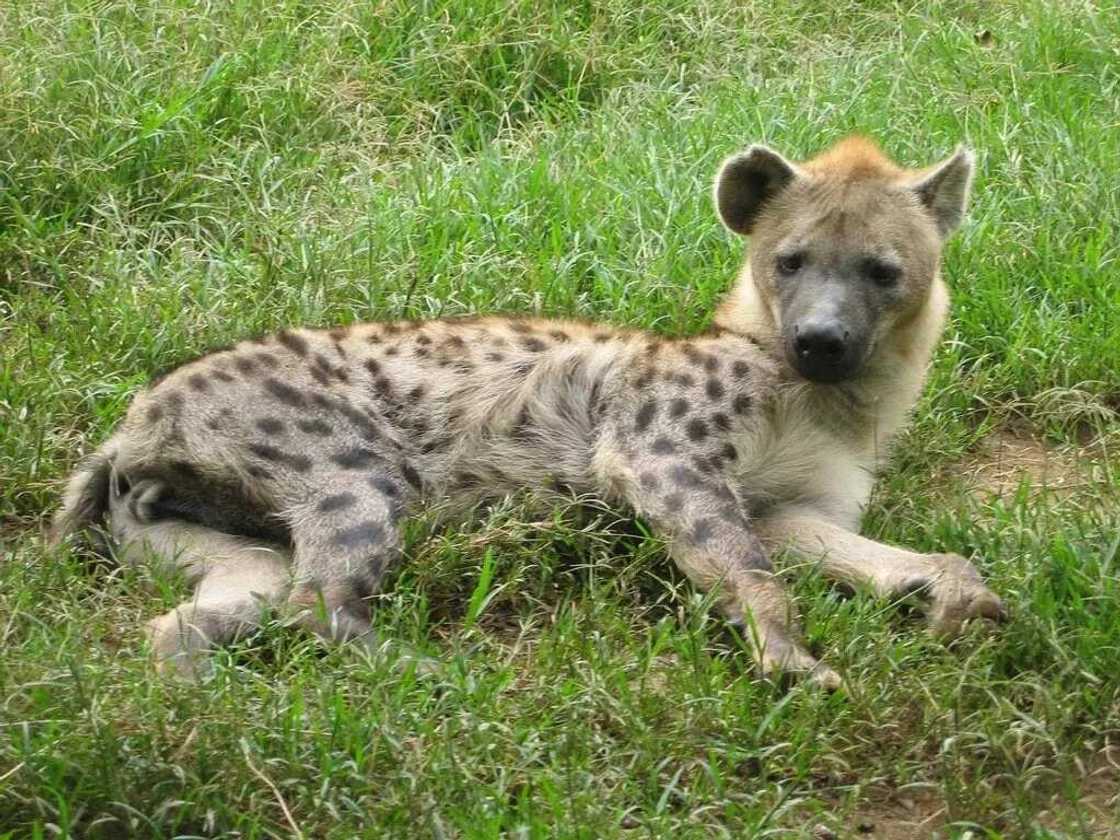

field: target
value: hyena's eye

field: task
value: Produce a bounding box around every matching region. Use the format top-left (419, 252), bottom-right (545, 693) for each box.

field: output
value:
top-left (776, 252), bottom-right (804, 276)
top-left (864, 259), bottom-right (902, 287)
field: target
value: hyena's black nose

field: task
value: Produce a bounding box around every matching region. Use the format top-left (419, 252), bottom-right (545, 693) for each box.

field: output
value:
top-left (794, 322), bottom-right (848, 362)
top-left (791, 321), bottom-right (859, 382)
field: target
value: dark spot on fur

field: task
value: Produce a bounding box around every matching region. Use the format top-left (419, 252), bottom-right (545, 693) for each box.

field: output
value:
top-left (669, 398), bottom-right (688, 419)
top-left (278, 330), bottom-right (309, 357)
top-left (420, 436), bottom-right (451, 454)
top-left (486, 352), bottom-right (505, 363)
top-left (246, 465), bottom-right (274, 480)
top-left (521, 337), bottom-right (547, 353)
top-left (509, 322), bottom-right (531, 334)
top-left (635, 369), bottom-right (655, 390)
top-left (416, 334), bottom-right (432, 346)
top-left (213, 370), bottom-right (235, 383)
top-left (409, 385), bottom-right (426, 401)
top-left (146, 405), bottom-right (164, 422)
top-left (639, 471), bottom-right (660, 491)
top-left (206, 418), bottom-right (221, 430)
top-left (309, 365), bottom-right (331, 386)
top-left (593, 333), bottom-right (612, 343)
top-left (297, 419), bottom-right (333, 436)
top-left (366, 333), bottom-right (382, 344)
top-left (364, 359), bottom-right (381, 377)
top-left (652, 437), bottom-right (677, 455)
top-left (374, 377), bottom-right (393, 398)
top-left (311, 393), bottom-right (333, 410)
top-left (719, 505), bottom-right (743, 526)
top-left (664, 492), bottom-right (684, 513)
top-left (706, 379), bottom-right (725, 400)
top-left (720, 443), bottom-right (737, 462)
top-left (712, 412), bottom-right (731, 431)
top-left (169, 460), bottom-right (200, 481)
top-left (235, 357), bottom-right (258, 375)
top-left (415, 347), bottom-right (430, 359)
top-left (549, 330), bottom-right (569, 342)
top-left (318, 492), bottom-right (357, 513)
top-left (690, 517), bottom-right (715, 545)
top-left (384, 346), bottom-right (399, 357)
top-left (247, 443), bottom-right (312, 472)
top-left (371, 476), bottom-right (400, 498)
top-left (733, 360), bottom-right (751, 379)
top-left (332, 520), bottom-right (384, 550)
top-left (165, 391), bottom-right (183, 412)
top-left (669, 464), bottom-right (703, 488)
top-left (255, 352), bottom-right (278, 367)
top-left (329, 328), bottom-right (348, 342)
top-left (692, 455), bottom-right (716, 474)
top-left (686, 419), bottom-right (709, 441)
top-left (712, 483), bottom-right (736, 504)
top-left (635, 400), bottom-right (657, 433)
top-left (335, 401), bottom-right (381, 442)
top-left (264, 378), bottom-right (305, 408)
top-left (256, 417), bottom-right (285, 435)
top-left (401, 463), bottom-right (423, 490)
top-left (733, 394), bottom-right (752, 415)
top-left (672, 372), bottom-right (695, 388)
top-left (348, 574), bottom-right (375, 603)
top-left (704, 356), bottom-right (719, 373)
top-left (332, 448), bottom-right (380, 469)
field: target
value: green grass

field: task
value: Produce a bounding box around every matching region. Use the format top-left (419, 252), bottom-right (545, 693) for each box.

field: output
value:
top-left (2, 0), bottom-right (1120, 836)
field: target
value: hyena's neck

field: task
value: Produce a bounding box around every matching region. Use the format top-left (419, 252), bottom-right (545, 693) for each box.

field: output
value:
top-left (714, 266), bottom-right (950, 455)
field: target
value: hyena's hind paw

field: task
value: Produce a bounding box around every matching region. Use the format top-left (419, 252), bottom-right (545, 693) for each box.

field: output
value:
top-left (107, 476), bottom-right (293, 679)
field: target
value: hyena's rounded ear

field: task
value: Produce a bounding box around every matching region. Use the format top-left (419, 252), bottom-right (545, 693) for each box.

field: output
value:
top-left (714, 145), bottom-right (799, 236)
top-left (909, 146), bottom-right (975, 238)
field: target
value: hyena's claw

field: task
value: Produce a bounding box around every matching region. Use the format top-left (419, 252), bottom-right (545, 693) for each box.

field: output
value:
top-left (921, 554), bottom-right (1005, 638)
top-left (287, 582), bottom-right (374, 644)
top-left (756, 632), bottom-right (843, 691)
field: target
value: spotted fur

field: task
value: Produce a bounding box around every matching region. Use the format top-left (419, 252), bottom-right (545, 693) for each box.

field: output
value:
top-left (51, 136), bottom-right (1003, 685)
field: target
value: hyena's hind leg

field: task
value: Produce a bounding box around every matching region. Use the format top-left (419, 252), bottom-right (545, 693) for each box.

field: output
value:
top-left (283, 469), bottom-right (408, 647)
top-left (109, 477), bottom-right (291, 678)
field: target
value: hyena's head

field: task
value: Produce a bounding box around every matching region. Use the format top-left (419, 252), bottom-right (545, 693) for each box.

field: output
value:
top-left (714, 136), bottom-right (973, 384)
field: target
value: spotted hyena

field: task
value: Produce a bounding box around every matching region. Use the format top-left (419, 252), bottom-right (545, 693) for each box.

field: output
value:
top-left (51, 136), bottom-right (1004, 686)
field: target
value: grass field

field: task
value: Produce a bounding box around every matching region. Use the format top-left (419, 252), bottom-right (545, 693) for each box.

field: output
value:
top-left (2, 0), bottom-right (1120, 836)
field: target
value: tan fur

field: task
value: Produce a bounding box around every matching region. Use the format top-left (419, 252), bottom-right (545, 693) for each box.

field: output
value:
top-left (55, 135), bottom-right (1001, 687)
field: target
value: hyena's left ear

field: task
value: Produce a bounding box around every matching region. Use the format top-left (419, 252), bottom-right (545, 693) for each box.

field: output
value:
top-left (909, 146), bottom-right (975, 238)
top-left (714, 145), bottom-right (800, 236)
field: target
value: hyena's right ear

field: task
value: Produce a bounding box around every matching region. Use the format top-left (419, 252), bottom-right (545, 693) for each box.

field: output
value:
top-left (714, 145), bottom-right (799, 236)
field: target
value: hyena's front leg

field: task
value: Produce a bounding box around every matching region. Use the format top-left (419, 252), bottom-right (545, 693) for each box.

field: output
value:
top-left (284, 469), bottom-right (408, 645)
top-left (618, 461), bottom-right (841, 689)
top-left (755, 513), bottom-right (1005, 637)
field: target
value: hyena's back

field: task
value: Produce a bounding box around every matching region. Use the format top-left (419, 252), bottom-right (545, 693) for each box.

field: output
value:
top-left (52, 316), bottom-right (637, 547)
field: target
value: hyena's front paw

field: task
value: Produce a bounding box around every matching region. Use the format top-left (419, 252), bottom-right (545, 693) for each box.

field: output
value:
top-left (750, 624), bottom-right (843, 691)
top-left (909, 554), bottom-right (1006, 638)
